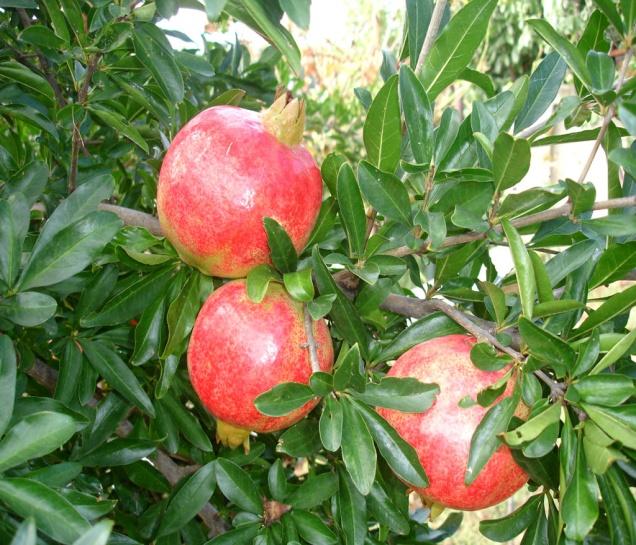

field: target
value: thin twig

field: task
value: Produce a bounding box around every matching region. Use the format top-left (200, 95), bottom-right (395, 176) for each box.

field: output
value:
top-left (415, 0), bottom-right (448, 74)
top-left (577, 47), bottom-right (633, 184)
top-left (534, 369), bottom-right (565, 400)
top-left (98, 203), bottom-right (163, 235)
top-left (303, 305), bottom-right (322, 373)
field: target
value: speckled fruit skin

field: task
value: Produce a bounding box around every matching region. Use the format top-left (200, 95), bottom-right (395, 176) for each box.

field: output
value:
top-left (378, 334), bottom-right (527, 511)
top-left (157, 106), bottom-right (323, 278)
top-left (188, 280), bottom-right (334, 433)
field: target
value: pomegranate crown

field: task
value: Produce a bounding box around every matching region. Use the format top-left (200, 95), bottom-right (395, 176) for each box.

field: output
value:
top-left (261, 93), bottom-right (306, 147)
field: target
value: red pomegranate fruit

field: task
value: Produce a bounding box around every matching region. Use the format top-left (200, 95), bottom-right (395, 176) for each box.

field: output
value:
top-left (188, 280), bottom-right (334, 449)
top-left (157, 96), bottom-right (323, 278)
top-left (379, 334), bottom-right (527, 511)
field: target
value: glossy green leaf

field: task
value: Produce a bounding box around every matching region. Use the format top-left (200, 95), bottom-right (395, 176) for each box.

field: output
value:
top-left (283, 269), bottom-right (314, 302)
top-left (80, 339), bottom-right (155, 417)
top-left (131, 293), bottom-right (166, 366)
top-left (263, 217), bottom-right (298, 274)
top-left (501, 219), bottom-right (535, 319)
top-left (337, 163), bottom-right (367, 258)
top-left (89, 106), bottom-right (149, 152)
top-left (337, 470), bottom-right (366, 545)
top-left (203, 523), bottom-right (260, 545)
top-left (519, 317), bottom-right (576, 372)
top-left (0, 193), bottom-right (29, 288)
top-left (9, 518), bottom-right (36, 545)
top-left (367, 480), bottom-right (409, 535)
top-left (160, 393), bottom-right (213, 452)
top-left (357, 161), bottom-right (412, 225)
top-left (503, 403), bottom-right (561, 447)
top-left (215, 458), bottom-right (263, 514)
top-left (77, 438), bottom-right (156, 467)
top-left (307, 293), bottom-right (337, 321)
top-left (493, 133), bottom-right (531, 191)
top-left (0, 337), bottom-right (16, 438)
top-left (420, 0), bottom-right (497, 99)
top-left (0, 61), bottom-right (55, 105)
top-left (586, 50), bottom-right (615, 92)
top-left (279, 0), bottom-right (310, 29)
top-left (573, 284), bottom-right (636, 339)
top-left (353, 377), bottom-right (438, 412)
top-left (363, 74), bottom-right (401, 173)
top-left (399, 64), bottom-right (433, 165)
top-left (470, 342), bottom-right (513, 371)
top-left (590, 242), bottom-right (636, 288)
top-left (341, 397), bottom-right (376, 495)
top-left (254, 382), bottom-right (315, 417)
top-left (288, 472), bottom-right (338, 509)
top-left (406, 0), bottom-right (433, 68)
top-left (480, 494), bottom-right (543, 542)
top-left (291, 510), bottom-right (338, 545)
top-left (246, 265), bottom-right (280, 304)
top-left (582, 404), bottom-right (636, 450)
top-left (0, 292), bottom-right (56, 327)
top-left (71, 520), bottom-right (113, 545)
top-left (567, 374), bottom-right (635, 407)
top-left (319, 396), bottom-right (343, 452)
top-left (590, 328), bottom-right (636, 375)
top-left (157, 461), bottom-right (216, 537)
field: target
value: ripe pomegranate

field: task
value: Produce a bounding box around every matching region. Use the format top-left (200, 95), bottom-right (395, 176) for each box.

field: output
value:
top-left (157, 97), bottom-right (323, 278)
top-left (379, 334), bottom-right (527, 511)
top-left (188, 280), bottom-right (333, 449)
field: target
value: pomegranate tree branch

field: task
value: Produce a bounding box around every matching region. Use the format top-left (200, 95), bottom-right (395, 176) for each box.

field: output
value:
top-left (303, 304), bottom-right (322, 373)
top-left (25, 359), bottom-right (227, 537)
top-left (98, 203), bottom-right (163, 235)
top-left (415, 0), bottom-right (448, 74)
top-left (577, 47), bottom-right (633, 184)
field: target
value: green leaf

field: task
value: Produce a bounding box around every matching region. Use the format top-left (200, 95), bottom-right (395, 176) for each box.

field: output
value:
top-left (514, 52), bottom-right (567, 133)
top-left (620, 0), bottom-right (635, 35)
top-left (363, 74), bottom-right (401, 173)
top-left (590, 242), bottom-right (636, 288)
top-left (312, 248), bottom-right (370, 358)
top-left (132, 23), bottom-right (184, 103)
top-left (71, 520), bottom-right (113, 545)
top-left (160, 393), bottom-right (213, 452)
top-left (157, 462), bottom-right (216, 537)
top-left (277, 420), bottom-right (322, 458)
top-left (0, 292), bottom-right (56, 327)
top-left (279, 0), bottom-right (310, 29)
top-left (352, 399), bottom-right (427, 487)
top-left (0, 478), bottom-right (90, 544)
top-left (337, 470), bottom-right (367, 545)
top-left (246, 265), bottom-right (280, 304)
top-left (307, 294), bottom-right (337, 321)
top-left (568, 374), bottom-right (635, 407)
top-left (480, 494), bottom-right (543, 542)
top-left (0, 61), bottom-right (55, 105)
top-left (367, 480), bottom-right (410, 535)
top-left (254, 382), bottom-right (315, 417)
top-left (320, 153), bottom-right (347, 196)
top-left (215, 458), bottom-right (263, 514)
top-left (306, 197), bottom-right (338, 247)
top-left (291, 510), bottom-right (338, 545)
top-left (399, 64), bottom-right (433, 165)
top-left (460, 67), bottom-right (496, 97)
top-left (586, 50), bottom-right (615, 92)
top-left (77, 438), bottom-right (156, 467)
top-left (519, 317), bottom-right (576, 373)
top-left (493, 133), bottom-right (531, 192)
top-left (203, 523), bottom-right (260, 545)
top-left (582, 214), bottom-right (636, 237)
top-left (80, 339), bottom-right (155, 417)
top-left (204, 0), bottom-right (227, 20)
top-left (263, 217), bottom-right (298, 274)
top-left (88, 106), bottom-right (149, 153)
top-left (581, 404), bottom-right (636, 450)
top-left (527, 19), bottom-right (593, 89)
top-left (590, 328), bottom-right (636, 375)
top-left (131, 293), bottom-right (167, 366)
top-left (288, 472), bottom-right (338, 509)
top-left (501, 219), bottom-right (536, 319)
top-left (353, 377), bottom-right (439, 412)
top-left (434, 107), bottom-right (460, 165)
top-left (503, 403), bottom-right (561, 447)
top-left (267, 459), bottom-right (287, 502)
top-left (336, 163), bottom-right (367, 258)
top-left (543, 238), bottom-right (600, 287)
top-left (283, 269), bottom-right (314, 302)
top-left (0, 193), bottom-right (28, 288)
top-left (0, 337), bottom-right (16, 438)
top-left (357, 161), bottom-right (412, 225)
top-left (333, 344), bottom-right (363, 392)
top-left (319, 396), bottom-right (343, 452)
top-left (573, 284), bottom-right (636, 339)
top-left (561, 438), bottom-right (599, 541)
top-left (533, 299), bottom-right (584, 318)
top-left (521, 508), bottom-right (549, 545)
top-left (479, 282), bottom-right (507, 325)
top-left (406, 0), bottom-right (433, 68)
top-left (0, 412), bottom-right (76, 473)
top-left (9, 518), bottom-right (36, 545)
top-left (465, 392), bottom-right (518, 485)
top-left (341, 397), bottom-right (376, 495)
top-left (470, 342), bottom-right (513, 372)
top-left (419, 0), bottom-right (497, 99)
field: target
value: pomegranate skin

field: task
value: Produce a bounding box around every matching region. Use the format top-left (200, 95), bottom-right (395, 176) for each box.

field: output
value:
top-left (378, 334), bottom-right (527, 511)
top-left (187, 280), bottom-right (334, 433)
top-left (157, 105), bottom-right (323, 278)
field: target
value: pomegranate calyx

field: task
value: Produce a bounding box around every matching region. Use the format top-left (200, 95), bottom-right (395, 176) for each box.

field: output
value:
top-left (261, 94), bottom-right (306, 147)
top-left (215, 419), bottom-right (251, 452)
top-left (263, 499), bottom-right (292, 525)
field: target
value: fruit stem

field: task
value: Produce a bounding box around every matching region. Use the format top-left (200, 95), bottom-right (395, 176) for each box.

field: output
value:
top-left (261, 94), bottom-right (306, 147)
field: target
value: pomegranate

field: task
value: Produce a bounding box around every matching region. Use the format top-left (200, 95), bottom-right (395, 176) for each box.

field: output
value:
top-left (379, 334), bottom-right (527, 511)
top-left (157, 97), bottom-right (323, 278)
top-left (188, 280), bottom-right (333, 449)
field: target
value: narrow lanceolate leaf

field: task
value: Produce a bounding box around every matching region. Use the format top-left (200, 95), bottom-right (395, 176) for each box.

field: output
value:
top-left (80, 339), bottom-right (155, 417)
top-left (0, 292), bottom-right (56, 327)
top-left (319, 396), bottom-right (343, 452)
top-left (131, 293), bottom-right (167, 366)
top-left (71, 520), bottom-right (113, 545)
top-left (0, 193), bottom-right (29, 288)
top-left (502, 403), bottom-right (561, 447)
top-left (480, 494), bottom-right (543, 542)
top-left (493, 133), bottom-right (531, 192)
top-left (132, 23), bottom-right (184, 103)
top-left (353, 377), bottom-right (439, 412)
top-left (0, 411), bottom-right (77, 473)
top-left (254, 382), bottom-right (315, 417)
top-left (0, 478), bottom-right (90, 544)
top-left (352, 399), bottom-right (428, 487)
top-left (357, 161), bottom-right (412, 225)
top-left (341, 397), bottom-right (376, 496)
top-left (0, 336), bottom-right (17, 437)
top-left (9, 518), bottom-right (36, 545)
top-left (337, 163), bottom-right (367, 258)
top-left (581, 404), bottom-right (636, 450)
top-left (288, 472), bottom-right (338, 510)
top-left (419, 0), bottom-right (497, 99)
top-left (283, 269), bottom-right (314, 302)
top-left (590, 242), bottom-right (636, 289)
top-left (590, 328), bottom-right (636, 375)
top-left (0, 61), bottom-right (55, 105)
top-left (215, 458), bottom-right (263, 514)
top-left (406, 0), bottom-right (433, 68)
top-left (465, 393), bottom-right (518, 485)
top-left (157, 462), bottom-right (216, 537)
top-left (527, 19), bottom-right (593, 89)
top-left (572, 284), bottom-right (636, 339)
top-left (518, 317), bottom-right (576, 371)
top-left (562, 438), bottom-right (599, 541)
top-left (514, 52), bottom-right (567, 133)
top-left (363, 74), bottom-right (401, 173)
top-left (18, 212), bottom-right (122, 291)
top-left (291, 509), bottom-right (338, 545)
top-left (77, 438), bottom-right (156, 467)
top-left (263, 217), bottom-right (298, 274)
top-left (81, 267), bottom-right (174, 328)
top-left (246, 265), bottom-right (280, 303)
top-left (399, 64), bottom-right (433, 166)
top-left (567, 374), bottom-right (635, 407)
top-left (89, 106), bottom-right (149, 153)
top-left (501, 219), bottom-right (535, 319)
top-left (338, 470), bottom-right (367, 545)
top-left (367, 480), bottom-right (410, 535)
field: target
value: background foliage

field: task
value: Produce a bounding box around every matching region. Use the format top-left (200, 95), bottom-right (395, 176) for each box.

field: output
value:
top-left (0, 1), bottom-right (635, 545)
